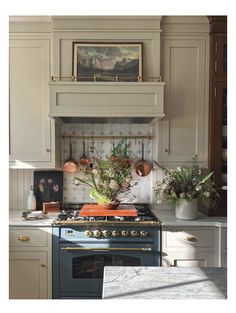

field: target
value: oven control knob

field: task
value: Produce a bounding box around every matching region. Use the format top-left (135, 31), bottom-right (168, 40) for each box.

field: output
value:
top-left (84, 230), bottom-right (93, 237)
top-left (93, 230), bottom-right (101, 238)
top-left (112, 230), bottom-right (120, 237)
top-left (131, 230), bottom-right (139, 237)
top-left (102, 230), bottom-right (110, 238)
top-left (140, 230), bottom-right (148, 237)
top-left (121, 230), bottom-right (129, 237)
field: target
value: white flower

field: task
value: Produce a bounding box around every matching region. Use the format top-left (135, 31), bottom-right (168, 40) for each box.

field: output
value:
top-left (125, 175), bottom-right (132, 183)
top-left (195, 186), bottom-right (202, 192)
top-left (221, 186), bottom-right (227, 190)
top-left (203, 191), bottom-right (210, 198)
top-left (177, 166), bottom-right (181, 171)
top-left (92, 169), bottom-right (99, 175)
top-left (109, 180), bottom-right (119, 190)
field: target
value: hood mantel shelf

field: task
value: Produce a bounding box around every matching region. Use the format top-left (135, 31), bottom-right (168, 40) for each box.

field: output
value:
top-left (49, 81), bottom-right (165, 123)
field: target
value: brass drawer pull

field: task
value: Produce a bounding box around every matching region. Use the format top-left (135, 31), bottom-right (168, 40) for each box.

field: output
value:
top-left (18, 236), bottom-right (30, 241)
top-left (184, 236), bottom-right (197, 243)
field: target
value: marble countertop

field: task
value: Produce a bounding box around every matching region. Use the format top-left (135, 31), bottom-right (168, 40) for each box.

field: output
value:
top-left (152, 209), bottom-right (227, 227)
top-left (9, 210), bottom-right (56, 227)
top-left (103, 266), bottom-right (227, 299)
top-left (9, 209), bottom-right (227, 227)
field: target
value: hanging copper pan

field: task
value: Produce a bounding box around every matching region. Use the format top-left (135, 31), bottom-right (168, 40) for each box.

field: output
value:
top-left (63, 139), bottom-right (78, 174)
top-left (80, 137), bottom-right (91, 166)
top-left (135, 141), bottom-right (152, 177)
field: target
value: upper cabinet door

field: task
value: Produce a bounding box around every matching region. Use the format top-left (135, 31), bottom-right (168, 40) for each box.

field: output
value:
top-left (9, 38), bottom-right (51, 165)
top-left (159, 38), bottom-right (209, 166)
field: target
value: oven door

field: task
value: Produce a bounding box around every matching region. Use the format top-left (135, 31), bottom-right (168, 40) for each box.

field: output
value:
top-left (59, 242), bottom-right (154, 298)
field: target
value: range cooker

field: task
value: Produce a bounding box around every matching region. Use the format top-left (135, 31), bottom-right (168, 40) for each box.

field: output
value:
top-left (52, 203), bottom-right (162, 299)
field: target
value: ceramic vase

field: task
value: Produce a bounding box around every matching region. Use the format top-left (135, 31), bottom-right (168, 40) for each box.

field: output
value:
top-left (175, 198), bottom-right (198, 220)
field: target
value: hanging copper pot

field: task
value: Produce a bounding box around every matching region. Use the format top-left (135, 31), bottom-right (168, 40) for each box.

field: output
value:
top-left (63, 139), bottom-right (78, 174)
top-left (135, 141), bottom-right (152, 177)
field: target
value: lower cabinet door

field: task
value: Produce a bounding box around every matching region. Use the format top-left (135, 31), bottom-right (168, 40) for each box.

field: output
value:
top-left (9, 251), bottom-right (47, 299)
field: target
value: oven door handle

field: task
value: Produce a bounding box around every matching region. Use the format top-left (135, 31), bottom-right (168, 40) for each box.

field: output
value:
top-left (61, 247), bottom-right (152, 252)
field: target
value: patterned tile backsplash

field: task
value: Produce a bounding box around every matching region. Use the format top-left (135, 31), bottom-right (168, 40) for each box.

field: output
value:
top-left (62, 123), bottom-right (153, 203)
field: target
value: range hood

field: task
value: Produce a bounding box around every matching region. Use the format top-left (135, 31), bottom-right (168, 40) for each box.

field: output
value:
top-left (49, 81), bottom-right (165, 124)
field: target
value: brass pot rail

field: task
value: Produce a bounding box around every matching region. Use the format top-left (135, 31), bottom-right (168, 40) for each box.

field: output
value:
top-left (61, 135), bottom-right (152, 140)
top-left (61, 246), bottom-right (152, 252)
top-left (50, 75), bottom-right (163, 82)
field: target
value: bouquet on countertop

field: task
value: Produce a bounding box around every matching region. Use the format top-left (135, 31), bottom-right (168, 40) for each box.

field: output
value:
top-left (153, 156), bottom-right (224, 208)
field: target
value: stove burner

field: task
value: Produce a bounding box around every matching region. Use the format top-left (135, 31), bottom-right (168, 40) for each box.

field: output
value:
top-left (54, 203), bottom-right (161, 225)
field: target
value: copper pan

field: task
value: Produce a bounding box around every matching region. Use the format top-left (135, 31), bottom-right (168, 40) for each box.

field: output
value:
top-left (135, 141), bottom-right (152, 177)
top-left (63, 139), bottom-right (78, 174)
top-left (80, 137), bottom-right (91, 166)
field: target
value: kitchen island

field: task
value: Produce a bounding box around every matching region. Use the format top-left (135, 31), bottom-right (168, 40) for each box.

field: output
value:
top-left (102, 266), bottom-right (227, 299)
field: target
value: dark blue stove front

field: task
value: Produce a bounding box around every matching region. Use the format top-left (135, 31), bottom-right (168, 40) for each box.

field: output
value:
top-left (52, 223), bottom-right (161, 299)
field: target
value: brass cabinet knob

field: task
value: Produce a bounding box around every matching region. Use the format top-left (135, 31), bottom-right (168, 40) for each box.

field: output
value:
top-left (185, 236), bottom-right (197, 243)
top-left (41, 264), bottom-right (46, 268)
top-left (131, 230), bottom-right (139, 237)
top-left (46, 149), bottom-right (51, 152)
top-left (112, 230), bottom-right (119, 237)
top-left (84, 230), bottom-right (93, 237)
top-left (18, 236), bottom-right (30, 241)
top-left (140, 231), bottom-right (148, 237)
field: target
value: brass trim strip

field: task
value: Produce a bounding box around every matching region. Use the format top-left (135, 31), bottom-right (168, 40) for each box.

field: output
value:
top-left (54, 220), bottom-right (161, 227)
top-left (61, 247), bottom-right (152, 252)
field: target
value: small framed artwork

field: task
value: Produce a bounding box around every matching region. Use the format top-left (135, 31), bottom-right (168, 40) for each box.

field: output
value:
top-left (72, 42), bottom-right (143, 82)
top-left (34, 170), bottom-right (63, 210)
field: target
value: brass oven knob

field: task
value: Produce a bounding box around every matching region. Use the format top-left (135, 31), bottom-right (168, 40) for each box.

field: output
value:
top-left (93, 230), bottom-right (101, 238)
top-left (131, 230), bottom-right (139, 237)
top-left (121, 230), bottom-right (129, 237)
top-left (112, 230), bottom-right (120, 237)
top-left (140, 230), bottom-right (148, 237)
top-left (84, 230), bottom-right (93, 237)
top-left (102, 230), bottom-right (110, 238)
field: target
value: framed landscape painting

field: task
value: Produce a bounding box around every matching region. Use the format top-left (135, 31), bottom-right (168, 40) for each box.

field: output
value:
top-left (72, 42), bottom-right (143, 82)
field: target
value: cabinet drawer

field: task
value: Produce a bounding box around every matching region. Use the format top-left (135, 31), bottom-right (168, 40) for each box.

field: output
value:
top-left (164, 228), bottom-right (215, 249)
top-left (162, 251), bottom-right (216, 267)
top-left (9, 228), bottom-right (48, 247)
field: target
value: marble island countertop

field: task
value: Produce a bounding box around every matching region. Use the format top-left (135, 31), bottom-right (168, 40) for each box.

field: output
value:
top-left (102, 266), bottom-right (227, 299)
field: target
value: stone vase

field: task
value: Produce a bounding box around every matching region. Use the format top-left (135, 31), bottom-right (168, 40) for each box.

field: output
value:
top-left (175, 198), bottom-right (198, 220)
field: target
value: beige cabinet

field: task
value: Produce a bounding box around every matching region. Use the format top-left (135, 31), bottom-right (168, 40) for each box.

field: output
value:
top-left (162, 226), bottom-right (219, 267)
top-left (9, 227), bottom-right (52, 299)
top-left (9, 36), bottom-right (61, 169)
top-left (9, 251), bottom-right (47, 299)
top-left (158, 18), bottom-right (209, 167)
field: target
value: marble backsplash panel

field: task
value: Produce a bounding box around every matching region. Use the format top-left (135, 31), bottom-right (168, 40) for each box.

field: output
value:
top-left (62, 123), bottom-right (153, 203)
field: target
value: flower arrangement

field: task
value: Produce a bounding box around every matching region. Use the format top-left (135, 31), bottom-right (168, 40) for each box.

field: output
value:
top-left (74, 139), bottom-right (136, 204)
top-left (154, 156), bottom-right (220, 208)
